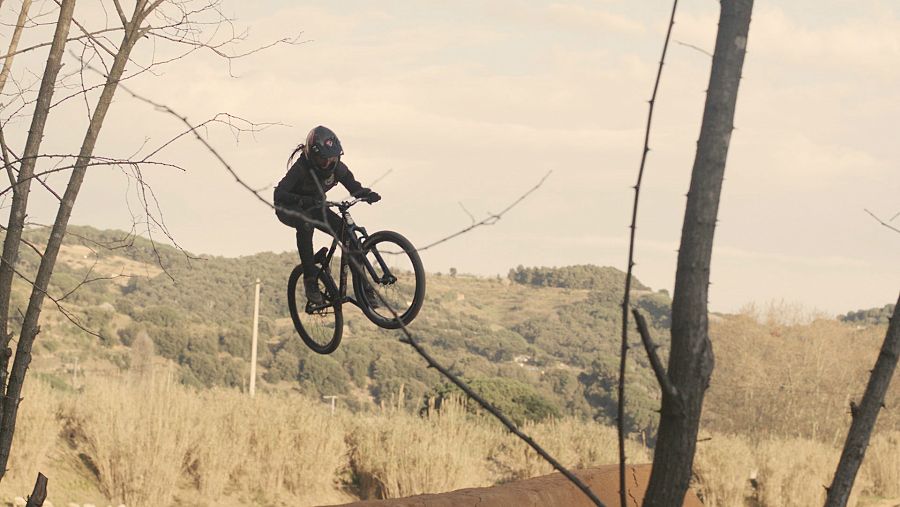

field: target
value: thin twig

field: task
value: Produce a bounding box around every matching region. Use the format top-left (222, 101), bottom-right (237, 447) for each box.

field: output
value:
top-left (0, 224), bottom-right (43, 259)
top-left (0, 251), bottom-right (105, 342)
top-left (458, 202), bottom-right (476, 224)
top-left (116, 83), bottom-right (310, 215)
top-left (618, 1), bottom-right (678, 504)
top-left (865, 208), bottom-right (900, 234)
top-left (0, 27), bottom-right (125, 61)
top-left (416, 170), bottom-right (552, 252)
top-left (368, 167), bottom-right (393, 187)
top-left (675, 39), bottom-right (712, 57)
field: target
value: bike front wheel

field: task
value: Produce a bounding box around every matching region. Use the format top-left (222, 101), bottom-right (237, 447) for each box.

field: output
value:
top-left (353, 230), bottom-right (426, 329)
top-left (287, 263), bottom-right (343, 354)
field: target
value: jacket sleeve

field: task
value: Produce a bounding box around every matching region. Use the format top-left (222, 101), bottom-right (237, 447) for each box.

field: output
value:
top-left (273, 161), bottom-right (304, 205)
top-left (337, 163), bottom-right (364, 196)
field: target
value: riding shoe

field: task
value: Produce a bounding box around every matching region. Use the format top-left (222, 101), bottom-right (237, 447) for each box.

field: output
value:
top-left (304, 277), bottom-right (325, 306)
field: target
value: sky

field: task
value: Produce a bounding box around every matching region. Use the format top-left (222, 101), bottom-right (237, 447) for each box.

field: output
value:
top-left (1, 0), bottom-right (898, 316)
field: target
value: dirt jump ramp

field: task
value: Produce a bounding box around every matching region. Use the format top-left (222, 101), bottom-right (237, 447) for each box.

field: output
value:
top-left (324, 464), bottom-right (703, 507)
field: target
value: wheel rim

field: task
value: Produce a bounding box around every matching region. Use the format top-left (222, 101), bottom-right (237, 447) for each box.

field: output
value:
top-left (360, 239), bottom-right (419, 321)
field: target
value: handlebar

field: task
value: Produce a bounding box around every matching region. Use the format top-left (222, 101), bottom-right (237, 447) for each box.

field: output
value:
top-left (324, 198), bottom-right (363, 210)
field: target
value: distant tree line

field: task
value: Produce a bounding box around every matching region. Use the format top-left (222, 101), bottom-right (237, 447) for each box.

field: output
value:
top-left (508, 265), bottom-right (650, 292)
top-left (840, 304), bottom-right (895, 326)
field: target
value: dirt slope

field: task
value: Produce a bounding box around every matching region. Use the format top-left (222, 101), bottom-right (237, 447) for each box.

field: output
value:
top-left (324, 464), bottom-right (703, 507)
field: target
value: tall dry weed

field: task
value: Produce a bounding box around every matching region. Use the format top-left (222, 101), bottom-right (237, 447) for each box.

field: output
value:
top-left (860, 430), bottom-right (900, 498)
top-left (2, 379), bottom-right (61, 493)
top-left (707, 314), bottom-right (897, 444)
top-left (347, 399), bottom-right (499, 499)
top-left (189, 388), bottom-right (349, 505)
top-left (692, 433), bottom-right (755, 507)
top-left (490, 418), bottom-right (650, 482)
top-left (63, 370), bottom-right (197, 507)
top-left (755, 437), bottom-right (865, 507)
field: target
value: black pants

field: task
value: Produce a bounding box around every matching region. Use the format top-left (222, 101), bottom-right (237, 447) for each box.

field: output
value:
top-left (276, 205), bottom-right (344, 281)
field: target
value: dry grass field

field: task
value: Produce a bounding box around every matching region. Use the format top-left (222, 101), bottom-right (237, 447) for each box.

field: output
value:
top-left (1, 365), bottom-right (898, 507)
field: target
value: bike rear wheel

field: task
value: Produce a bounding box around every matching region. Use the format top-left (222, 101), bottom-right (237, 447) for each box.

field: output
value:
top-left (353, 230), bottom-right (426, 329)
top-left (287, 263), bottom-right (343, 354)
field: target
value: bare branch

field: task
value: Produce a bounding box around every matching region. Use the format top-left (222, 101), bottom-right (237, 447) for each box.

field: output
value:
top-left (359, 261), bottom-right (607, 507)
top-left (0, 127), bottom-right (15, 192)
top-left (416, 170), bottom-right (552, 252)
top-left (115, 82), bottom-right (332, 233)
top-left (865, 208), bottom-right (900, 234)
top-left (0, 224), bottom-right (44, 259)
top-left (618, 2), bottom-right (678, 504)
top-left (632, 308), bottom-right (679, 400)
top-left (112, 0), bottom-right (129, 27)
top-left (0, 155), bottom-right (187, 200)
top-left (0, 248), bottom-right (104, 342)
top-left (0, 27), bottom-right (125, 62)
top-left (63, 6), bottom-right (117, 58)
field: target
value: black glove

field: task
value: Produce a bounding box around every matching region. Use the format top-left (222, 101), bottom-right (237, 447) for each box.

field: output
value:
top-left (354, 187), bottom-right (381, 204)
top-left (363, 191), bottom-right (381, 204)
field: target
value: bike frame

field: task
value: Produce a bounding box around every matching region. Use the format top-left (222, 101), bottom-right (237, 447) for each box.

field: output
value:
top-left (306, 200), bottom-right (398, 313)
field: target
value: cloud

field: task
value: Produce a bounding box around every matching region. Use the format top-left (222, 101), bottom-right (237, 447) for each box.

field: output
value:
top-left (750, 4), bottom-right (900, 76)
top-left (544, 3), bottom-right (646, 34)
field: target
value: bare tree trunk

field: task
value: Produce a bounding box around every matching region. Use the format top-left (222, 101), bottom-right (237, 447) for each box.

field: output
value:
top-left (0, 0), bottom-right (34, 96)
top-left (642, 1), bottom-right (753, 505)
top-left (825, 294), bottom-right (900, 507)
top-left (0, 3), bottom-right (147, 480)
top-left (0, 0), bottom-right (74, 326)
top-left (0, 0), bottom-right (74, 438)
top-left (25, 472), bottom-right (47, 507)
top-left (0, 0), bottom-right (34, 197)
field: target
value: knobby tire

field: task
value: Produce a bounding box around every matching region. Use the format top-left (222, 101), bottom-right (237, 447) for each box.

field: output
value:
top-left (354, 230), bottom-right (426, 329)
top-left (287, 263), bottom-right (343, 354)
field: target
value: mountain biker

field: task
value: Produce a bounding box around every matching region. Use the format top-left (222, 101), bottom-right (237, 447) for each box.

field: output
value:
top-left (274, 125), bottom-right (381, 305)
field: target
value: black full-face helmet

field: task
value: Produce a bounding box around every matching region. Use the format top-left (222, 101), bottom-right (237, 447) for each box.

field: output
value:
top-left (302, 125), bottom-right (343, 170)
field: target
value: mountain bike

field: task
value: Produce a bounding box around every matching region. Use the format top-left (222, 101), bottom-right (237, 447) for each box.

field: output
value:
top-left (286, 198), bottom-right (426, 354)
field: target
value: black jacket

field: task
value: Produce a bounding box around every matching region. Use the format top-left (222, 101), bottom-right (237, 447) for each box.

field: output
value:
top-left (274, 154), bottom-right (363, 207)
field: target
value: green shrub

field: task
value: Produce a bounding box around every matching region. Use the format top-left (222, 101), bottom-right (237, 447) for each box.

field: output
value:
top-left (298, 356), bottom-right (352, 396)
top-left (431, 377), bottom-right (560, 425)
top-left (265, 350), bottom-right (299, 383)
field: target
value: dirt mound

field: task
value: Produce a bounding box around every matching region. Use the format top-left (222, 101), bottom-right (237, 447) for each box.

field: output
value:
top-left (325, 464), bottom-right (703, 506)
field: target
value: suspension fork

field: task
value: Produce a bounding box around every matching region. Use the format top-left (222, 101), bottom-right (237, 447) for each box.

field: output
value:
top-left (364, 243), bottom-right (396, 284)
top-left (352, 230), bottom-right (396, 285)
